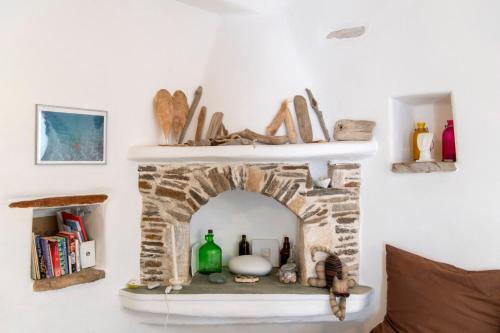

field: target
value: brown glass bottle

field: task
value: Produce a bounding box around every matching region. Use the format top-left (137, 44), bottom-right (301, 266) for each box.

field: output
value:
top-left (238, 235), bottom-right (250, 255)
top-left (279, 236), bottom-right (290, 267)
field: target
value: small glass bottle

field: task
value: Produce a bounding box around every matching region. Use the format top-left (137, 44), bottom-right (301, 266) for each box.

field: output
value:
top-left (198, 229), bottom-right (222, 274)
top-left (412, 122), bottom-right (428, 161)
top-left (238, 235), bottom-right (250, 255)
top-left (279, 236), bottom-right (290, 267)
top-left (442, 120), bottom-right (456, 161)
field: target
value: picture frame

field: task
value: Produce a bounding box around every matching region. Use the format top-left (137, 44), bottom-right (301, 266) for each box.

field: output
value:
top-left (35, 105), bottom-right (107, 165)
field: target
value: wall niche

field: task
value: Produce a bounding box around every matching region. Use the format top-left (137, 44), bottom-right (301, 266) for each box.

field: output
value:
top-left (390, 92), bottom-right (457, 173)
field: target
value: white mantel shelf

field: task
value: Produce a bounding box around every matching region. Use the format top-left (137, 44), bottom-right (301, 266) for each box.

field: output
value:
top-left (119, 285), bottom-right (372, 324)
top-left (127, 140), bottom-right (378, 163)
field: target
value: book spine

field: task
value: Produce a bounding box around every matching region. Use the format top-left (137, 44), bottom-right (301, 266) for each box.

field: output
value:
top-left (75, 239), bottom-right (81, 272)
top-left (49, 241), bottom-right (61, 277)
top-left (31, 233), bottom-right (38, 280)
top-left (41, 239), bottom-right (53, 278)
top-left (56, 238), bottom-right (67, 275)
top-left (35, 236), bottom-right (46, 279)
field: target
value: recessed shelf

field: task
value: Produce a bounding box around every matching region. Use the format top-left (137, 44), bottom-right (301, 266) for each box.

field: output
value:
top-left (33, 268), bottom-right (105, 292)
top-left (390, 92), bottom-right (457, 171)
top-left (127, 141), bottom-right (378, 163)
top-left (392, 162), bottom-right (457, 173)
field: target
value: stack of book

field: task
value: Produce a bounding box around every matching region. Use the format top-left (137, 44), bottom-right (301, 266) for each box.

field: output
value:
top-left (31, 212), bottom-right (90, 280)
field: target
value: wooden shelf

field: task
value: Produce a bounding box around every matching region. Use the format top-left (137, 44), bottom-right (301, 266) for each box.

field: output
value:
top-left (33, 268), bottom-right (105, 292)
top-left (127, 141), bottom-right (378, 163)
top-left (392, 161), bottom-right (457, 173)
top-left (9, 194), bottom-right (108, 209)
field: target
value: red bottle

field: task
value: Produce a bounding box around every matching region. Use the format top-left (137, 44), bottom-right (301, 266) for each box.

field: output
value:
top-left (442, 120), bottom-right (456, 161)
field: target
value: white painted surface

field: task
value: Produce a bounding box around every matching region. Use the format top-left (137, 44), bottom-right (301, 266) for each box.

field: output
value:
top-left (2, 1), bottom-right (500, 333)
top-left (128, 141), bottom-right (378, 162)
top-left (119, 286), bottom-right (372, 320)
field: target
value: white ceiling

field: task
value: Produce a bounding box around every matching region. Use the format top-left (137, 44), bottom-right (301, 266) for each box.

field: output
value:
top-left (176, 0), bottom-right (292, 15)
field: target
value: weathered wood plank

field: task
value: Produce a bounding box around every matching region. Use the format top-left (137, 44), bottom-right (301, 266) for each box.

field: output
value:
top-left (293, 95), bottom-right (313, 143)
top-left (154, 89), bottom-right (174, 144)
top-left (306, 88), bottom-right (330, 141)
top-left (392, 162), bottom-right (457, 173)
top-left (33, 268), bottom-right (105, 292)
top-left (333, 119), bottom-right (376, 141)
top-left (9, 194), bottom-right (108, 208)
top-left (283, 108), bottom-right (297, 144)
top-left (195, 106), bottom-right (207, 145)
top-left (233, 129), bottom-right (288, 145)
top-left (172, 90), bottom-right (189, 143)
top-left (266, 101), bottom-right (288, 136)
top-left (178, 86), bottom-right (203, 144)
top-left (206, 112), bottom-right (224, 140)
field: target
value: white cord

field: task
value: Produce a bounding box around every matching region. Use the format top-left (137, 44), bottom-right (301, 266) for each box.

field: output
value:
top-left (164, 286), bottom-right (172, 329)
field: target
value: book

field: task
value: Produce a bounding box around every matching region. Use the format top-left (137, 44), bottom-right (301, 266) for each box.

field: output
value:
top-left (31, 233), bottom-right (39, 280)
top-left (63, 219), bottom-right (84, 243)
top-left (75, 239), bottom-right (81, 272)
top-left (47, 238), bottom-right (61, 277)
top-left (53, 237), bottom-right (68, 275)
top-left (40, 238), bottom-right (54, 278)
top-left (35, 235), bottom-right (46, 279)
top-left (62, 212), bottom-right (89, 242)
top-left (57, 232), bottom-right (76, 274)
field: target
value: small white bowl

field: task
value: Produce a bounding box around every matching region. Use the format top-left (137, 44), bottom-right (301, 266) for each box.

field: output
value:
top-left (314, 177), bottom-right (331, 188)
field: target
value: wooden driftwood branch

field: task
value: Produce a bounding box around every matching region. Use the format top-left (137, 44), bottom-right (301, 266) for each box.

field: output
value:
top-left (194, 106), bottom-right (207, 145)
top-left (178, 86), bottom-right (202, 144)
top-left (266, 101), bottom-right (288, 136)
top-left (233, 129), bottom-right (288, 145)
top-left (210, 134), bottom-right (253, 146)
top-left (283, 108), bottom-right (297, 144)
top-left (293, 95), bottom-right (313, 143)
top-left (306, 88), bottom-right (330, 141)
top-left (333, 119), bottom-right (376, 141)
top-left (206, 112), bottom-right (224, 140)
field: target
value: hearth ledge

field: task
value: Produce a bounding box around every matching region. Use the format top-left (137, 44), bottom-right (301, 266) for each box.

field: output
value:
top-left (127, 141), bottom-right (377, 162)
top-left (119, 285), bottom-right (372, 322)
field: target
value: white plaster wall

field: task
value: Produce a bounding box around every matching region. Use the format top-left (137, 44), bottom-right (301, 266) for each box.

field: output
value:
top-left (0, 1), bottom-right (220, 332)
top-left (2, 0), bottom-right (500, 332)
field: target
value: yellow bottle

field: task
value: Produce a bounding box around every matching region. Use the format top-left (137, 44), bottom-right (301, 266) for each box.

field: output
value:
top-left (412, 122), bottom-right (428, 161)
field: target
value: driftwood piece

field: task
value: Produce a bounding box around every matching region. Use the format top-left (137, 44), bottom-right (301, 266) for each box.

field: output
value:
top-left (195, 106), bottom-right (207, 145)
top-left (333, 119), bottom-right (376, 141)
top-left (283, 108), bottom-right (297, 144)
top-left (178, 86), bottom-right (202, 144)
top-left (326, 26), bottom-right (366, 39)
top-left (266, 101), bottom-right (288, 136)
top-left (233, 129), bottom-right (288, 145)
top-left (293, 95), bottom-right (313, 143)
top-left (210, 134), bottom-right (253, 146)
top-left (154, 89), bottom-right (174, 144)
top-left (219, 122), bottom-right (229, 137)
top-left (306, 88), bottom-right (330, 141)
top-left (172, 90), bottom-right (189, 143)
top-left (206, 112), bottom-right (224, 140)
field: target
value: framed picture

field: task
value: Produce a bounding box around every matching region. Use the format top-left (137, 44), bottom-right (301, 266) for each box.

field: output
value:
top-left (36, 105), bottom-right (107, 164)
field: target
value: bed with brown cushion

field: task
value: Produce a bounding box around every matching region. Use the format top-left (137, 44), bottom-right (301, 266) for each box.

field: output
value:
top-left (371, 245), bottom-right (500, 333)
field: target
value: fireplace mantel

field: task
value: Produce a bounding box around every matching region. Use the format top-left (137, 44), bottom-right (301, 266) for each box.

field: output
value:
top-left (127, 140), bottom-right (377, 162)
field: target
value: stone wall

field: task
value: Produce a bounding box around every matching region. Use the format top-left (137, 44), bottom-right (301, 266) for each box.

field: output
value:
top-left (138, 163), bottom-right (361, 285)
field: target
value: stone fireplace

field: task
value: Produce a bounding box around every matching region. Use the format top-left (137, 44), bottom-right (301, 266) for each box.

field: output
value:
top-left (138, 162), bottom-right (361, 285)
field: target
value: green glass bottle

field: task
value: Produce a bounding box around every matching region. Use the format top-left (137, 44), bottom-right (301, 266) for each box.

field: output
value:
top-left (198, 229), bottom-right (222, 274)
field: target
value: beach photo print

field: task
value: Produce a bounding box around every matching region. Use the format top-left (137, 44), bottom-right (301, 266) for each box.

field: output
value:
top-left (36, 105), bottom-right (107, 164)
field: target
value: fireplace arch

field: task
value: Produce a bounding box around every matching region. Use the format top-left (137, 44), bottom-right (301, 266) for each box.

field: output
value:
top-left (138, 163), bottom-right (360, 285)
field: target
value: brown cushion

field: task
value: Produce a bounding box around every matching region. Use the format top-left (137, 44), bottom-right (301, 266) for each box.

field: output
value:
top-left (371, 245), bottom-right (500, 333)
